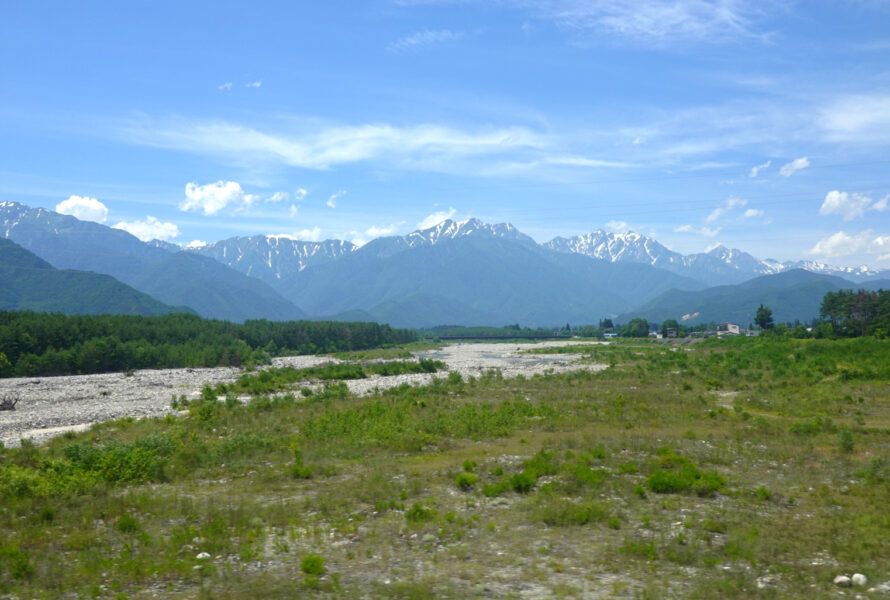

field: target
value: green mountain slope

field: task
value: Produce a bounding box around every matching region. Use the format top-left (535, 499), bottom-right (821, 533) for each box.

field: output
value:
top-left (0, 238), bottom-right (184, 316)
top-left (618, 269), bottom-right (867, 325)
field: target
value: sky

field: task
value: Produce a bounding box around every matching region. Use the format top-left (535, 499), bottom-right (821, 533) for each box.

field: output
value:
top-left (2, 1), bottom-right (890, 267)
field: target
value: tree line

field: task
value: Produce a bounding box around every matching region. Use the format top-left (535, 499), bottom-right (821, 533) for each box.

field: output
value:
top-left (0, 312), bottom-right (417, 378)
top-left (820, 289), bottom-right (890, 338)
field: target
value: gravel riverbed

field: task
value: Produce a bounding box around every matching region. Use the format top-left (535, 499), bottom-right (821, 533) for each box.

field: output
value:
top-left (0, 341), bottom-right (605, 447)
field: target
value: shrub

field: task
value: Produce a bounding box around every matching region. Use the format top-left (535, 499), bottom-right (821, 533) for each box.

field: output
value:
top-left (301, 554), bottom-right (326, 576)
top-left (116, 514), bottom-right (141, 534)
top-left (510, 471), bottom-right (537, 494)
top-left (646, 449), bottom-right (725, 497)
top-left (405, 503), bottom-right (436, 524)
top-left (455, 472), bottom-right (477, 491)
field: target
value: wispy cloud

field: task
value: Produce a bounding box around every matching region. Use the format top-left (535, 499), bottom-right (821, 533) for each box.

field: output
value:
top-left (180, 181), bottom-right (257, 215)
top-left (217, 82), bottom-right (233, 91)
top-left (113, 216), bottom-right (180, 241)
top-left (266, 191), bottom-right (288, 203)
top-left (326, 190), bottom-right (346, 208)
top-left (779, 157), bottom-right (809, 177)
top-left (413, 0), bottom-right (772, 45)
top-left (55, 195), bottom-right (108, 223)
top-left (294, 188), bottom-right (308, 201)
top-left (246, 80), bottom-right (262, 88)
top-left (819, 93), bottom-right (890, 143)
top-left (389, 29), bottom-right (464, 52)
top-left (748, 159), bottom-right (770, 178)
top-left (705, 196), bottom-right (746, 224)
top-left (125, 119), bottom-right (544, 172)
top-left (743, 208), bottom-right (764, 218)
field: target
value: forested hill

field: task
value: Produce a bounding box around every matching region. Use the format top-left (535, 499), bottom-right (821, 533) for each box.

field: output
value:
top-left (0, 312), bottom-right (417, 377)
top-left (0, 238), bottom-right (184, 317)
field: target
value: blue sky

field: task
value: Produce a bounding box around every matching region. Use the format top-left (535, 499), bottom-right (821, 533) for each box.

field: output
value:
top-left (2, 1), bottom-right (890, 266)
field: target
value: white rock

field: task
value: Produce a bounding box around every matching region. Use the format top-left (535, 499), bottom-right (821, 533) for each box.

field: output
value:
top-left (851, 573), bottom-right (867, 587)
top-left (196, 552), bottom-right (211, 560)
top-left (834, 575), bottom-right (852, 587)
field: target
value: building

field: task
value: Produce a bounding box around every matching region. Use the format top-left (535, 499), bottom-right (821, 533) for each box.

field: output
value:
top-left (717, 322), bottom-right (741, 336)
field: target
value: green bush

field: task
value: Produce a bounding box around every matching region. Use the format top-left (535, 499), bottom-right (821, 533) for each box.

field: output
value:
top-left (510, 471), bottom-right (537, 493)
top-left (455, 472), bottom-right (477, 491)
top-left (300, 554), bottom-right (326, 576)
top-left (405, 503), bottom-right (436, 524)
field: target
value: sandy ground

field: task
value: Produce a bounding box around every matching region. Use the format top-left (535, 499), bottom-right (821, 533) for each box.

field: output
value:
top-left (0, 341), bottom-right (605, 447)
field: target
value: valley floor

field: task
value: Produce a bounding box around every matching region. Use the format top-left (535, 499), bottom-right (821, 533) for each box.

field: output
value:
top-left (1, 338), bottom-right (889, 599)
top-left (0, 341), bottom-right (602, 448)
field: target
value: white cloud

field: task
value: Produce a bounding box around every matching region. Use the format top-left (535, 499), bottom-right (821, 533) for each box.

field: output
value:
top-left (326, 190), bottom-right (346, 208)
top-left (125, 120), bottom-right (543, 171)
top-left (246, 80), bottom-right (262, 88)
top-left (289, 204), bottom-right (299, 217)
top-left (705, 196), bottom-right (746, 224)
top-left (819, 94), bottom-right (890, 143)
top-left (365, 222), bottom-right (404, 238)
top-left (389, 29), bottom-right (464, 52)
top-left (296, 226), bottom-right (322, 241)
top-left (180, 181), bottom-right (257, 215)
top-left (417, 207), bottom-right (457, 229)
top-left (185, 240), bottom-right (207, 248)
top-left (748, 160), bottom-right (770, 178)
top-left (267, 191), bottom-right (288, 203)
top-left (819, 190), bottom-right (873, 221)
top-left (605, 220), bottom-right (629, 232)
top-left (113, 216), bottom-right (180, 242)
top-left (294, 188), bottom-right (307, 201)
top-left (675, 224), bottom-right (721, 237)
top-left (743, 208), bottom-right (764, 218)
top-left (873, 195), bottom-right (889, 212)
top-left (218, 82), bottom-right (232, 91)
top-left (779, 157), bottom-right (810, 177)
top-left (55, 195), bottom-right (108, 223)
top-left (808, 230), bottom-right (871, 258)
top-left (705, 241), bottom-right (723, 252)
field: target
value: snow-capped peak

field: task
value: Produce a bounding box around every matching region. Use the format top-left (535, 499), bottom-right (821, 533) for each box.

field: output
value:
top-left (405, 218), bottom-right (530, 247)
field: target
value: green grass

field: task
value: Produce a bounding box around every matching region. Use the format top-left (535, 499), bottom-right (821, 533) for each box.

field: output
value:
top-left (1, 337), bottom-right (889, 597)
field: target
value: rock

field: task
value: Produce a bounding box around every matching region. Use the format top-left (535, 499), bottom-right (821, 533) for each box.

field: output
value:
top-left (196, 552), bottom-right (211, 560)
top-left (851, 573), bottom-right (867, 587)
top-left (756, 574), bottom-right (779, 589)
top-left (834, 575), bottom-right (852, 587)
top-left (421, 533), bottom-right (437, 543)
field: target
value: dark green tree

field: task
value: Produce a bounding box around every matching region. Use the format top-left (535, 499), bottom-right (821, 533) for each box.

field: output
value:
top-left (622, 318), bottom-right (650, 338)
top-left (755, 304), bottom-right (774, 330)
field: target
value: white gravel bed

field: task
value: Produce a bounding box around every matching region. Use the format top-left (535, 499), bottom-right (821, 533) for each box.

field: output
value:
top-left (0, 341), bottom-right (606, 447)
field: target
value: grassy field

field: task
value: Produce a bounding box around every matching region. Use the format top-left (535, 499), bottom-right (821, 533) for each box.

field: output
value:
top-left (1, 338), bottom-right (889, 598)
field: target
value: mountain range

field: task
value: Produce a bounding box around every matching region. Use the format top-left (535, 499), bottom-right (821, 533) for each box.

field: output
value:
top-left (1, 202), bottom-right (304, 323)
top-left (2, 200), bottom-right (887, 327)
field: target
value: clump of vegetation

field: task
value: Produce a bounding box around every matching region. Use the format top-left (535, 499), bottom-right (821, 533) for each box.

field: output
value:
top-left (300, 554), bottom-right (326, 576)
top-left (646, 448), bottom-right (725, 497)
